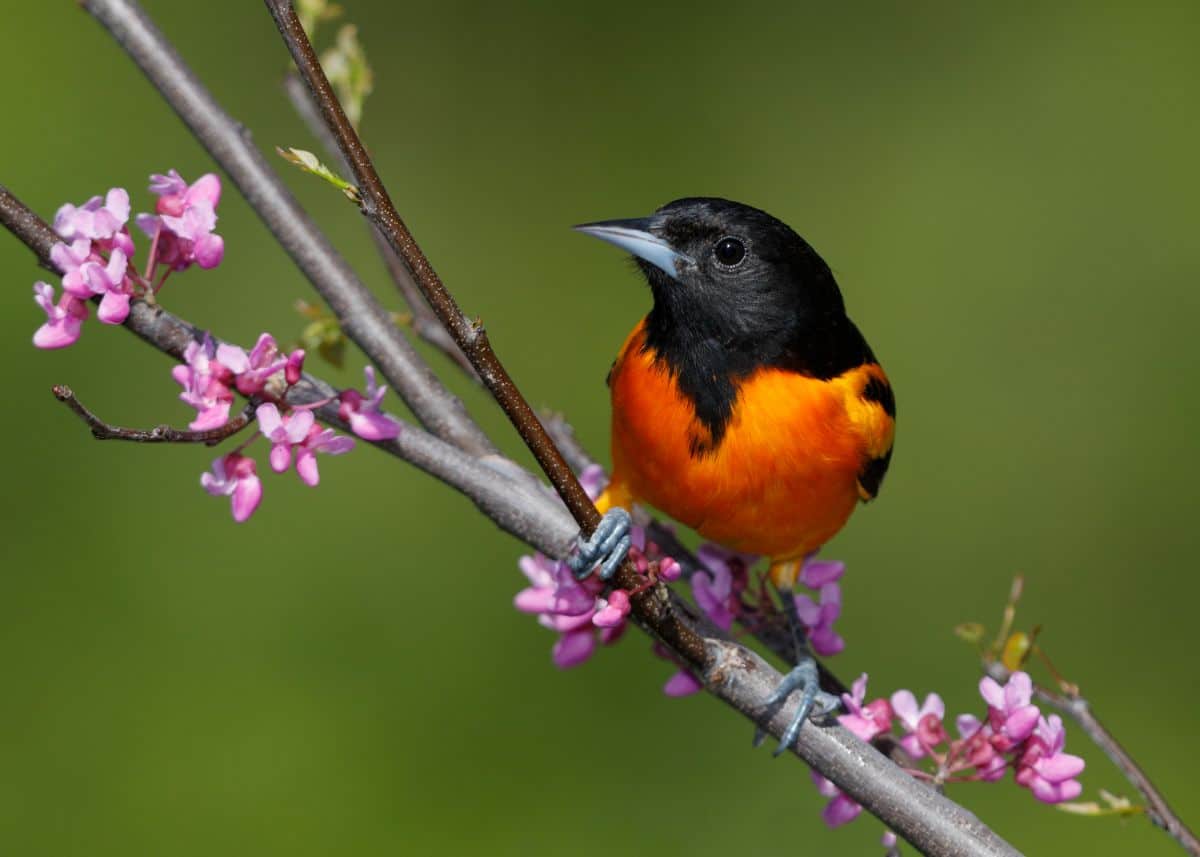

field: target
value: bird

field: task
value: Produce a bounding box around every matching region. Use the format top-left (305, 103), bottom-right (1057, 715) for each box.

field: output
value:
top-left (569, 197), bottom-right (895, 751)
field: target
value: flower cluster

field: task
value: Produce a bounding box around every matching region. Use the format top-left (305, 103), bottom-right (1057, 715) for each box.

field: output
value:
top-left (194, 358), bottom-right (398, 523)
top-left (32, 171), bottom-right (405, 525)
top-left (513, 465), bottom-right (681, 668)
top-left (813, 671), bottom-right (1086, 833)
top-left (33, 172), bottom-right (226, 349)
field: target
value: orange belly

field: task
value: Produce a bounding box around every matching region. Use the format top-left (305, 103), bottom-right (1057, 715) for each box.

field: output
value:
top-left (604, 323), bottom-right (890, 566)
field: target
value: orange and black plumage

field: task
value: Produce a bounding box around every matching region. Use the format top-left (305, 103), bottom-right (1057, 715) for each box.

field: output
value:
top-left (577, 197), bottom-right (895, 590)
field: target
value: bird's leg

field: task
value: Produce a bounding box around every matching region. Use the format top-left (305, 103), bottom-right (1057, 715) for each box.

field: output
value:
top-left (567, 506), bottom-right (632, 581)
top-left (755, 582), bottom-right (842, 756)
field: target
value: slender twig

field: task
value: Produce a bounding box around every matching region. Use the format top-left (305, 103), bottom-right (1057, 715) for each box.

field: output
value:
top-left (264, 0), bottom-right (707, 667)
top-left (80, 0), bottom-right (494, 458)
top-left (281, 73), bottom-right (479, 381)
top-left (53, 385), bottom-right (256, 444)
top-left (985, 661), bottom-right (1200, 856)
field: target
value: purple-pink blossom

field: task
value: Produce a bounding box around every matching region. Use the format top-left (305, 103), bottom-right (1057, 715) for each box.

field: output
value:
top-left (137, 170), bottom-right (225, 270)
top-left (172, 334), bottom-right (235, 431)
top-left (794, 581), bottom-right (844, 656)
top-left (890, 689), bottom-right (946, 759)
top-left (980, 671), bottom-right (1041, 750)
top-left (54, 187), bottom-right (130, 244)
top-left (295, 424), bottom-right (355, 487)
top-left (811, 771), bottom-right (863, 827)
top-left (256, 403), bottom-right (314, 473)
top-left (1015, 714), bottom-right (1085, 803)
top-left (219, 333), bottom-right (295, 396)
top-left (201, 453), bottom-right (263, 522)
top-left (839, 674), bottom-right (893, 742)
top-left (32, 282), bottom-right (88, 349)
top-left (339, 367), bottom-right (401, 440)
top-left (691, 543), bottom-right (751, 631)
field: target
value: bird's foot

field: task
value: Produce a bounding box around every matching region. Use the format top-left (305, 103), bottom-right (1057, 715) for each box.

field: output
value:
top-left (567, 506), bottom-right (632, 581)
top-left (755, 655), bottom-right (842, 756)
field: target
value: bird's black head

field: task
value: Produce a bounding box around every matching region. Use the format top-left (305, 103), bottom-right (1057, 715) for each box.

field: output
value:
top-left (576, 197), bottom-right (871, 382)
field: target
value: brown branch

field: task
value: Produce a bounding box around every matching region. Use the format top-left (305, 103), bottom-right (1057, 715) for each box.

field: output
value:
top-left (281, 72), bottom-right (479, 382)
top-left (264, 0), bottom-right (706, 667)
top-left (985, 661), bottom-right (1200, 856)
top-left (53, 385), bottom-right (256, 444)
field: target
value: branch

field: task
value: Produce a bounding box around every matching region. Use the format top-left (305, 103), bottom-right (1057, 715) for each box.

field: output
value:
top-left (9, 1), bottom-right (1026, 849)
top-left (986, 661), bottom-right (1200, 856)
top-left (281, 72), bottom-right (479, 382)
top-left (266, 0), bottom-right (705, 662)
top-left (54, 386), bottom-right (256, 444)
top-left (79, 0), bottom-right (494, 458)
top-left (261, 4), bottom-right (1019, 854)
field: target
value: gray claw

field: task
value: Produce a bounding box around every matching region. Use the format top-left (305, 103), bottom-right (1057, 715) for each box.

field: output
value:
top-left (762, 657), bottom-right (842, 756)
top-left (568, 507), bottom-right (632, 580)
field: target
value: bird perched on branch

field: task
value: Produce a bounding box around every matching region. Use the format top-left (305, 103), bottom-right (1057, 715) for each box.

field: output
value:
top-left (570, 197), bottom-right (895, 750)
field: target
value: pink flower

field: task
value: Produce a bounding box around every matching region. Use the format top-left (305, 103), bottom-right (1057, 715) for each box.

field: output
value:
top-left (979, 672), bottom-right (1041, 750)
top-left (657, 556), bottom-right (682, 582)
top-left (1016, 715), bottom-right (1085, 803)
top-left (692, 543), bottom-right (751, 631)
top-left (838, 674), bottom-right (893, 742)
top-left (798, 557), bottom-right (845, 588)
top-left (137, 170), bottom-right (224, 270)
top-left (77, 248), bottom-right (131, 325)
top-left (256, 403), bottom-right (314, 473)
top-left (172, 335), bottom-right (234, 431)
top-left (811, 771), bottom-right (863, 827)
top-left (663, 669), bottom-right (703, 697)
top-left (32, 282), bottom-right (88, 349)
top-left (54, 187), bottom-right (130, 243)
top-left (592, 589), bottom-right (631, 628)
top-left (515, 554), bottom-right (595, 617)
top-left (51, 239), bottom-right (96, 298)
top-left (201, 453), bottom-right (263, 522)
top-left (295, 424), bottom-right (355, 487)
top-left (891, 689), bottom-right (946, 759)
top-left (219, 333), bottom-right (292, 395)
top-left (578, 463), bottom-right (607, 501)
top-left (794, 582), bottom-right (844, 656)
top-left (339, 367), bottom-right (401, 440)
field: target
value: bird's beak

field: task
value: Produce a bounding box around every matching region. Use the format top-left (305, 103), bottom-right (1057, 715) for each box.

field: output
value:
top-left (573, 217), bottom-right (694, 281)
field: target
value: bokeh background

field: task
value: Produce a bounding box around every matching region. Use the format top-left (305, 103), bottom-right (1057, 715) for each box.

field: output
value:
top-left (1, 1), bottom-right (1197, 854)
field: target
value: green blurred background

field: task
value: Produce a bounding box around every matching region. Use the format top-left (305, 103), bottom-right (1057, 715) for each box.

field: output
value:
top-left (2, 1), bottom-right (1197, 854)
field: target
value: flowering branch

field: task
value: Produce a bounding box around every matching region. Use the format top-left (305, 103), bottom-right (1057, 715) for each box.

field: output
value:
top-left (976, 582), bottom-right (1200, 856)
top-left (80, 0), bottom-right (494, 458)
top-left (53, 385), bottom-right (256, 444)
top-left (10, 1), bottom-right (1032, 852)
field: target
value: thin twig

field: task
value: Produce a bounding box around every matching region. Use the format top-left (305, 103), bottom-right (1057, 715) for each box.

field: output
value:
top-left (53, 385), bottom-right (256, 444)
top-left (264, 0), bottom-right (706, 666)
top-left (985, 661), bottom-right (1200, 856)
top-left (80, 0), bottom-right (494, 458)
top-left (281, 72), bottom-right (479, 381)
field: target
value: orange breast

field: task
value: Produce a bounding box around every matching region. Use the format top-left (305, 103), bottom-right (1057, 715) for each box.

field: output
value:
top-left (606, 322), bottom-right (892, 561)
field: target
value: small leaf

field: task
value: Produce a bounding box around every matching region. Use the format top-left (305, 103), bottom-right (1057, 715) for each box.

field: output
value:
top-left (276, 146), bottom-right (361, 203)
top-left (1001, 631), bottom-right (1032, 672)
top-left (954, 622), bottom-right (986, 645)
top-left (321, 25), bottom-right (373, 130)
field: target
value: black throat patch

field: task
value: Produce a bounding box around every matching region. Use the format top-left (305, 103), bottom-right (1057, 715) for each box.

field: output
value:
top-left (641, 310), bottom-right (876, 457)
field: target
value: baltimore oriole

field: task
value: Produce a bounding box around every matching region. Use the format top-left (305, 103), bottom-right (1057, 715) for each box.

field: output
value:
top-left (569, 197), bottom-right (895, 747)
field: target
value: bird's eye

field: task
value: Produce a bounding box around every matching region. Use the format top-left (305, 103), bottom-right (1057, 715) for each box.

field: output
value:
top-left (713, 236), bottom-right (746, 267)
